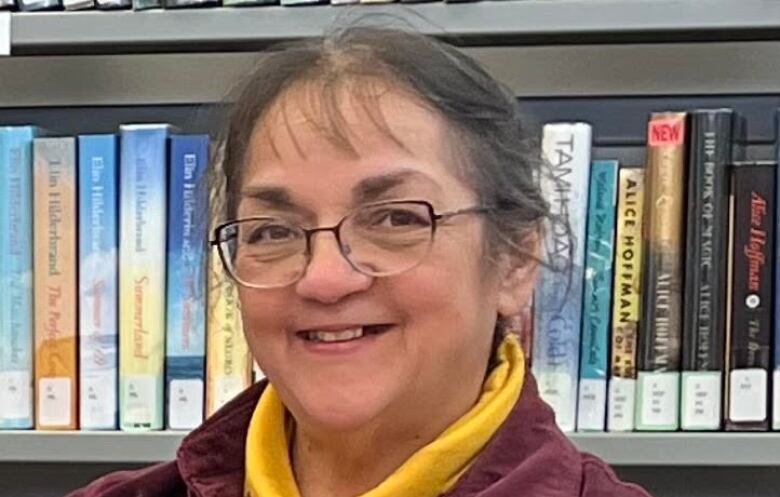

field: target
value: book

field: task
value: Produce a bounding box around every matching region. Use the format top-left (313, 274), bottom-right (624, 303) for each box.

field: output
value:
top-left (63, 0), bottom-right (95, 9)
top-left (119, 124), bottom-right (172, 431)
top-left (607, 167), bottom-right (645, 432)
top-left (166, 135), bottom-right (209, 430)
top-left (680, 109), bottom-right (734, 431)
top-left (222, 0), bottom-right (275, 5)
top-left (635, 112), bottom-right (687, 431)
top-left (17, 0), bottom-right (59, 9)
top-left (206, 251), bottom-right (252, 417)
top-left (280, 0), bottom-right (324, 5)
top-left (132, 0), bottom-right (160, 9)
top-left (0, 126), bottom-right (38, 430)
top-left (163, 0), bottom-right (219, 7)
top-left (33, 137), bottom-right (78, 430)
top-left (95, 0), bottom-right (131, 8)
top-left (78, 134), bottom-right (119, 430)
top-left (532, 122), bottom-right (592, 432)
top-left (576, 159), bottom-right (618, 432)
top-left (726, 161), bottom-right (775, 431)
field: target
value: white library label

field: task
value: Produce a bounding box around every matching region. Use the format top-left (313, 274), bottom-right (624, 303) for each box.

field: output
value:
top-left (81, 371), bottom-right (116, 428)
top-left (538, 371), bottom-right (574, 431)
top-left (729, 368), bottom-right (767, 422)
top-left (0, 371), bottom-right (32, 420)
top-left (638, 373), bottom-right (679, 427)
top-left (577, 378), bottom-right (606, 431)
top-left (169, 379), bottom-right (204, 430)
top-left (681, 373), bottom-right (721, 429)
top-left (38, 377), bottom-right (71, 426)
top-left (0, 13), bottom-right (9, 57)
top-left (608, 377), bottom-right (635, 431)
top-left (123, 375), bottom-right (156, 426)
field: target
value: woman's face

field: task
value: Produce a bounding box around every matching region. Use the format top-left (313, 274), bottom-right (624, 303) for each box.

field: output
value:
top-left (236, 85), bottom-right (532, 432)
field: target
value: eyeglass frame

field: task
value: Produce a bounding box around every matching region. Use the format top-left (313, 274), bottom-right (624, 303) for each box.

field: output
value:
top-left (209, 199), bottom-right (491, 289)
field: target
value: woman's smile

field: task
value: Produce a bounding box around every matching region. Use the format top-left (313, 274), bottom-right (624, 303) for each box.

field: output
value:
top-left (294, 323), bottom-right (396, 354)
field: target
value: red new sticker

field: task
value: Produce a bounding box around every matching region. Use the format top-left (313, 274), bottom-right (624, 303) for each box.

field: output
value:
top-left (648, 118), bottom-right (685, 146)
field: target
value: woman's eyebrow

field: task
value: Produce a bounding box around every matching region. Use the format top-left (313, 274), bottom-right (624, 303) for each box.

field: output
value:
top-left (352, 169), bottom-right (441, 205)
top-left (238, 186), bottom-right (313, 217)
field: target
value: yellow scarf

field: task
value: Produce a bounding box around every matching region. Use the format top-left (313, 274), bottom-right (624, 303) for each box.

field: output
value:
top-left (245, 334), bottom-right (525, 497)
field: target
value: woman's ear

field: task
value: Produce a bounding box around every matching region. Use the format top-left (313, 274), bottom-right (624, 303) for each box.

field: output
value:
top-left (496, 230), bottom-right (541, 317)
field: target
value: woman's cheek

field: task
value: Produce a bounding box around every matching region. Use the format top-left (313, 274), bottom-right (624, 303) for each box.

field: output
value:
top-left (238, 290), bottom-right (290, 367)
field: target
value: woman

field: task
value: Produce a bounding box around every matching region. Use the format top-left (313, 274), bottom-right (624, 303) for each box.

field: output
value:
top-left (71, 27), bottom-right (651, 497)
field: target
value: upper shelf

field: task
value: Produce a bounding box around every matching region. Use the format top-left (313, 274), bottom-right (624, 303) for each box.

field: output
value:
top-left (3, 431), bottom-right (780, 465)
top-left (11, 0), bottom-right (780, 55)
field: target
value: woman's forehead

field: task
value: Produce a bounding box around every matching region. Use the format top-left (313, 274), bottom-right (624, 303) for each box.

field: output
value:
top-left (236, 86), bottom-right (476, 217)
top-left (246, 81), bottom-right (451, 166)
top-left (235, 81), bottom-right (472, 217)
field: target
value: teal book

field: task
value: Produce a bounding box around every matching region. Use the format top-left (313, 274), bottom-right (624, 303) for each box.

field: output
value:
top-left (0, 126), bottom-right (39, 429)
top-left (166, 135), bottom-right (209, 430)
top-left (576, 160), bottom-right (618, 431)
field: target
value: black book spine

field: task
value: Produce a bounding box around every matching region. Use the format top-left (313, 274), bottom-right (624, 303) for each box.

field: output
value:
top-left (726, 161), bottom-right (776, 431)
top-left (682, 110), bottom-right (733, 373)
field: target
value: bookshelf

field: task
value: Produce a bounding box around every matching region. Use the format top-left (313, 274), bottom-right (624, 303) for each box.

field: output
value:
top-left (6, 42), bottom-right (780, 108)
top-left (2, 2), bottom-right (780, 497)
top-left (4, 431), bottom-right (780, 466)
top-left (9, 0), bottom-right (780, 55)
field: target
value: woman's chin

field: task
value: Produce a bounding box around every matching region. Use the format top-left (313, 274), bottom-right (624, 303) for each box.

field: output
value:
top-left (292, 395), bottom-right (388, 433)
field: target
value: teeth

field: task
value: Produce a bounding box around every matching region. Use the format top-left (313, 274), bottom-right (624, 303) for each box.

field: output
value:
top-left (305, 327), bottom-right (364, 343)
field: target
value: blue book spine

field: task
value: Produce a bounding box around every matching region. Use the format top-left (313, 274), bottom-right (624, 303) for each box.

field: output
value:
top-left (532, 123), bottom-right (593, 433)
top-left (0, 126), bottom-right (37, 429)
top-left (576, 160), bottom-right (618, 431)
top-left (78, 134), bottom-right (119, 430)
top-left (119, 124), bottom-right (171, 431)
top-left (166, 135), bottom-right (209, 430)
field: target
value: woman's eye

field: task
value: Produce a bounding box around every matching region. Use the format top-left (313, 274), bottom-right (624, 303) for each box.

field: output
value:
top-left (246, 224), bottom-right (297, 244)
top-left (374, 209), bottom-right (429, 228)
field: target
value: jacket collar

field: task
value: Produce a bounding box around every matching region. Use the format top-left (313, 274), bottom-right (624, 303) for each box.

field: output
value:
top-left (177, 380), bottom-right (267, 497)
top-left (443, 373), bottom-right (583, 497)
top-left (176, 374), bottom-right (582, 497)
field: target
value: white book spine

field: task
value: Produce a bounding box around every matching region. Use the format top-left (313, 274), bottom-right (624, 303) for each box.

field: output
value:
top-left (532, 122), bottom-right (592, 432)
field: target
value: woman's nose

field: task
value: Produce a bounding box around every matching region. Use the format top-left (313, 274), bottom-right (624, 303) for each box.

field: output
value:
top-left (294, 231), bottom-right (372, 304)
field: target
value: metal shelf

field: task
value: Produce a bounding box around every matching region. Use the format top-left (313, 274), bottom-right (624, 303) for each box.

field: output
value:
top-left (10, 0), bottom-right (780, 55)
top-left (0, 431), bottom-right (185, 463)
top-left (6, 40), bottom-right (780, 107)
top-left (2, 431), bottom-right (780, 465)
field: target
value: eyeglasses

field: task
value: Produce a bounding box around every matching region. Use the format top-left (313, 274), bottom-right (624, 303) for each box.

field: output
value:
top-left (210, 200), bottom-right (488, 289)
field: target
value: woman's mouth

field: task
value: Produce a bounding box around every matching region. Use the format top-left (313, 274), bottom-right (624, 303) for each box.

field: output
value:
top-left (297, 324), bottom-right (394, 344)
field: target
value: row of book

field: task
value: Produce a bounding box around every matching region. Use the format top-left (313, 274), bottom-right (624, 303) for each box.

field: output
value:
top-left (2, 0), bottom-right (491, 11)
top-left (0, 125), bottom-right (264, 432)
top-left (532, 109), bottom-right (780, 433)
top-left (2, 110), bottom-right (774, 434)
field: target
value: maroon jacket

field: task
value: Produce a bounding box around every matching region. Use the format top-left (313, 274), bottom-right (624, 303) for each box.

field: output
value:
top-left (68, 374), bottom-right (651, 497)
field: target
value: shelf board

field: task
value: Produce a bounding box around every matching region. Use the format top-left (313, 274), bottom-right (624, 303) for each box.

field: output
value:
top-left (0, 431), bottom-right (186, 463)
top-left (11, 0), bottom-right (780, 55)
top-left (2, 431), bottom-right (780, 465)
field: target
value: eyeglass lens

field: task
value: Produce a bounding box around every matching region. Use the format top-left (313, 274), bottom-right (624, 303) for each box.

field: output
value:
top-left (219, 202), bottom-right (435, 288)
